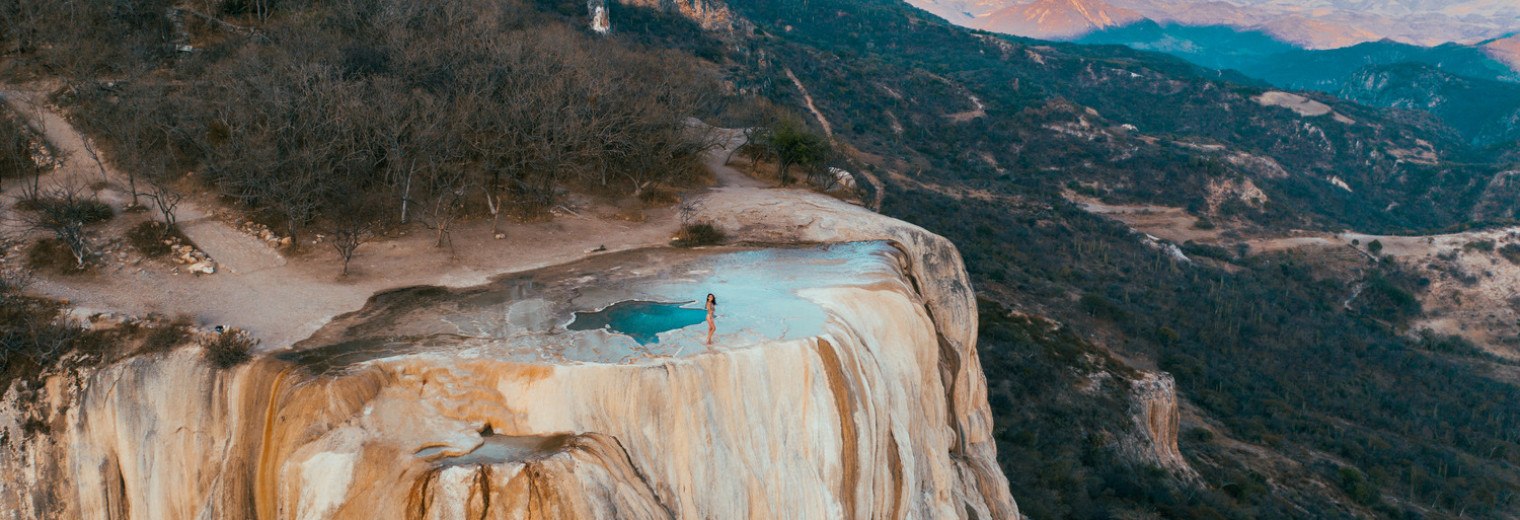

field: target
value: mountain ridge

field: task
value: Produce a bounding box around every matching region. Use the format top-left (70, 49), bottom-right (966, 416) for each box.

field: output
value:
top-left (910, 0), bottom-right (1520, 50)
top-left (974, 0), bottom-right (1144, 40)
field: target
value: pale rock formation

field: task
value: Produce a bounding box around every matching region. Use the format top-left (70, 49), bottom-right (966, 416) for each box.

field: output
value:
top-left (1119, 371), bottom-right (1194, 477)
top-left (1, 190), bottom-right (1017, 519)
top-left (615, 0), bottom-right (733, 31)
top-left (588, 0), bottom-right (611, 34)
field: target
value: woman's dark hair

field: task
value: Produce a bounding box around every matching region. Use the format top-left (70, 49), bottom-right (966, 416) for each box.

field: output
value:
top-left (707, 293), bottom-right (717, 305)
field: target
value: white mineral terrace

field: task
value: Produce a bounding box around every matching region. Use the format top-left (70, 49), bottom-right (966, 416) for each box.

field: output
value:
top-left (286, 241), bottom-right (907, 368)
top-left (2, 230), bottom-right (1016, 518)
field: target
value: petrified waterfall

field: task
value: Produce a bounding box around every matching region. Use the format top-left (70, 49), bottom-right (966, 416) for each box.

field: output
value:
top-left (1, 194), bottom-right (1017, 519)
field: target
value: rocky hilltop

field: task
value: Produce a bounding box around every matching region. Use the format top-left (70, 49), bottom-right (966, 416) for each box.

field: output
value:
top-left (0, 189), bottom-right (1018, 519)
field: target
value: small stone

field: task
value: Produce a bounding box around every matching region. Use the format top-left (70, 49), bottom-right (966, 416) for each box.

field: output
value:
top-left (188, 261), bottom-right (216, 275)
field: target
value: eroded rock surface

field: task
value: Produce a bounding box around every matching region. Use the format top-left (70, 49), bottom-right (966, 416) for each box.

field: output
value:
top-left (1, 191), bottom-right (1017, 519)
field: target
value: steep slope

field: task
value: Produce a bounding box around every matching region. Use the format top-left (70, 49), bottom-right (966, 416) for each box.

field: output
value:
top-left (1339, 62), bottom-right (1520, 146)
top-left (974, 0), bottom-right (1145, 40)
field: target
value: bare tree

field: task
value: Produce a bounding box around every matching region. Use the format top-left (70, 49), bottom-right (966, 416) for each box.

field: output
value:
top-left (141, 176), bottom-right (184, 233)
top-left (19, 184), bottom-right (109, 269)
top-left (417, 167), bottom-right (469, 256)
top-left (78, 135), bottom-right (111, 185)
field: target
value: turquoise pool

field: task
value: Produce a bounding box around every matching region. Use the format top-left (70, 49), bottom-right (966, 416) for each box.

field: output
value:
top-left (567, 300), bottom-right (707, 344)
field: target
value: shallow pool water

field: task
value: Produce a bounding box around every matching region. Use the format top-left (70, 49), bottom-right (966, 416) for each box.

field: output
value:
top-left (567, 300), bottom-right (707, 344)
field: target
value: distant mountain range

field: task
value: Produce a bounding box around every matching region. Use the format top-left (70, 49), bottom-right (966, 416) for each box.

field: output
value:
top-left (909, 0), bottom-right (1520, 49)
top-left (974, 0), bottom-right (1144, 40)
top-left (904, 0), bottom-right (1520, 144)
top-left (1074, 25), bottom-right (1520, 144)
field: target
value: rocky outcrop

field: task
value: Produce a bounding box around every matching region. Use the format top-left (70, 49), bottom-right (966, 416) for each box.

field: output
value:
top-left (696, 188), bottom-right (1016, 519)
top-left (615, 0), bottom-right (733, 31)
top-left (588, 0), bottom-right (611, 34)
top-left (1119, 371), bottom-right (1193, 476)
top-left (1, 190), bottom-right (1017, 519)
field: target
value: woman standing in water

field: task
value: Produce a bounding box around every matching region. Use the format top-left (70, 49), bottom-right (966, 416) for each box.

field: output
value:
top-left (705, 294), bottom-right (717, 344)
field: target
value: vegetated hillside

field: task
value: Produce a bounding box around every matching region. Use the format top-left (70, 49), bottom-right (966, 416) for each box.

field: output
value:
top-left (1, 0), bottom-right (732, 241)
top-left (1246, 40), bottom-right (1520, 91)
top-left (683, 0), bottom-right (1520, 516)
top-left (6, 0), bottom-right (1520, 518)
top-left (1072, 27), bottom-right (1520, 144)
top-left (1339, 63), bottom-right (1520, 147)
top-left (729, 0), bottom-right (1509, 235)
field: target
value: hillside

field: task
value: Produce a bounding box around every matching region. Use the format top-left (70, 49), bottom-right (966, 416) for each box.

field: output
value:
top-left (3, 0), bottom-right (1520, 518)
top-left (1244, 40), bottom-right (1520, 90)
top-left (1339, 62), bottom-right (1520, 147)
top-left (1075, 29), bottom-right (1520, 144)
top-left (647, 0), bottom-right (1520, 516)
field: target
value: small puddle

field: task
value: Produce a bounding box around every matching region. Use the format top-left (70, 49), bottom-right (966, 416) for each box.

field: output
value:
top-left (567, 300), bottom-right (706, 344)
top-left (417, 434), bottom-right (571, 466)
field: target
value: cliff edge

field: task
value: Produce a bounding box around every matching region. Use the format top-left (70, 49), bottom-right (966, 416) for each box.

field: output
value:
top-left (0, 189), bottom-right (1017, 519)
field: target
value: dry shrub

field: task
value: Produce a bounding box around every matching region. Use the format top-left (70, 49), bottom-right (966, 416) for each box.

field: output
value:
top-left (1500, 243), bottom-right (1520, 265)
top-left (673, 222), bottom-right (724, 247)
top-left (205, 329), bottom-right (256, 369)
top-left (127, 221), bottom-right (192, 258)
top-left (18, 196), bottom-right (113, 225)
top-left (639, 188), bottom-right (680, 207)
top-left (139, 315), bottom-right (194, 354)
top-left (26, 239), bottom-right (87, 274)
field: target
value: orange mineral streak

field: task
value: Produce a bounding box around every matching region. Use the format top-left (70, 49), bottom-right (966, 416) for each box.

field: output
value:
top-left (815, 338), bottom-right (861, 520)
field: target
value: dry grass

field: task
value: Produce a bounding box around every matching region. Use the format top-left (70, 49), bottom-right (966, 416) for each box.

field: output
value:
top-left (26, 239), bottom-right (88, 274)
top-left (673, 222), bottom-right (725, 248)
top-left (127, 221), bottom-right (193, 258)
top-left (639, 188), bottom-right (680, 208)
top-left (139, 315), bottom-right (194, 354)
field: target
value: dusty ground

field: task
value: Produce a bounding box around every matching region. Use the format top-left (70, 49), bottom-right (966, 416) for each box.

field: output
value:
top-left (0, 86), bottom-right (792, 351)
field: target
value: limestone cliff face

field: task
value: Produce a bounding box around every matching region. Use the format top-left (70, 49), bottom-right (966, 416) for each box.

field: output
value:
top-left (1119, 371), bottom-right (1193, 476)
top-left (0, 192), bottom-right (1017, 519)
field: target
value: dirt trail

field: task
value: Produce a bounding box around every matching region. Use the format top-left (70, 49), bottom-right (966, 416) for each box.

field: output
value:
top-left (1, 88), bottom-right (286, 275)
top-left (1, 87), bottom-right (802, 351)
top-left (1, 87), bottom-right (707, 350)
top-left (703, 127), bottom-right (770, 190)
